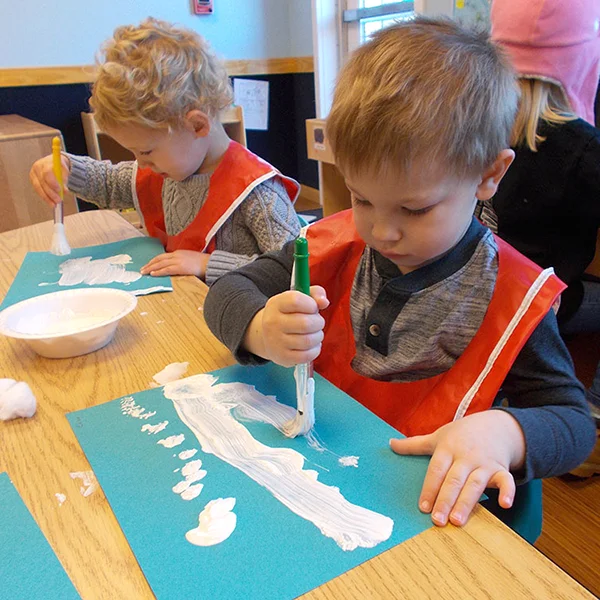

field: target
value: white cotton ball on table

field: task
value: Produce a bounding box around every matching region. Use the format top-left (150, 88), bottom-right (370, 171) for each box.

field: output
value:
top-left (0, 379), bottom-right (37, 420)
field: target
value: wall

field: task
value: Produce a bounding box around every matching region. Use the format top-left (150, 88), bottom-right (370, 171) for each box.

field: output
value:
top-left (0, 0), bottom-right (318, 198)
top-left (1, 0), bottom-right (313, 67)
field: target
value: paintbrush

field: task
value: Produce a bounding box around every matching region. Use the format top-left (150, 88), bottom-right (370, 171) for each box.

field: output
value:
top-left (50, 137), bottom-right (71, 256)
top-left (283, 236), bottom-right (315, 438)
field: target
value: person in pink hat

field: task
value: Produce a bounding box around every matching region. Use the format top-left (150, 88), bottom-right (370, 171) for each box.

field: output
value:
top-left (478, 0), bottom-right (600, 462)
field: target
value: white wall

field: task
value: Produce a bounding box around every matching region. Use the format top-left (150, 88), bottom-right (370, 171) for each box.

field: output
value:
top-left (1, 0), bottom-right (313, 68)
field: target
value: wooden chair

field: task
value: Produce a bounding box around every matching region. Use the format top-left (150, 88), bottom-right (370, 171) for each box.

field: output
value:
top-left (0, 115), bottom-right (78, 233)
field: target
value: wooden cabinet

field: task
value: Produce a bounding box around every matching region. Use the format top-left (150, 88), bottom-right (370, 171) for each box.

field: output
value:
top-left (0, 115), bottom-right (78, 233)
top-left (305, 118), bottom-right (351, 217)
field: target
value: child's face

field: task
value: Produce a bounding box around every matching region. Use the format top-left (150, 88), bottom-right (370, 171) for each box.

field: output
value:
top-left (346, 165), bottom-right (482, 275)
top-left (104, 122), bottom-right (209, 181)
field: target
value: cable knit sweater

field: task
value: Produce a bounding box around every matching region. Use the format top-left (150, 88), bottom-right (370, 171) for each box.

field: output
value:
top-left (66, 154), bottom-right (301, 284)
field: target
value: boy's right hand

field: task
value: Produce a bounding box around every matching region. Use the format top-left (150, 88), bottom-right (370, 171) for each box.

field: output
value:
top-left (29, 154), bottom-right (71, 207)
top-left (243, 286), bottom-right (329, 366)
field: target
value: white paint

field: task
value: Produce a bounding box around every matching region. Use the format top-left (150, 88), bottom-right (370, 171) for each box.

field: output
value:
top-left (283, 367), bottom-right (315, 438)
top-left (164, 375), bottom-right (394, 551)
top-left (158, 434), bottom-right (185, 448)
top-left (181, 459), bottom-right (203, 477)
top-left (134, 286), bottom-right (173, 296)
top-left (152, 362), bottom-right (189, 386)
top-left (339, 456), bottom-right (359, 468)
top-left (186, 498), bottom-right (237, 547)
top-left (55, 493), bottom-right (66, 506)
top-left (0, 379), bottom-right (36, 421)
top-left (140, 312), bottom-right (148, 316)
top-left (50, 223), bottom-right (71, 256)
top-left (141, 421), bottom-right (169, 435)
top-left (70, 470), bottom-right (98, 497)
top-left (156, 320), bottom-right (165, 324)
top-left (120, 396), bottom-right (156, 420)
top-left (15, 307), bottom-right (116, 336)
top-left (178, 449), bottom-right (198, 460)
top-left (181, 484), bottom-right (204, 501)
top-left (41, 254), bottom-right (143, 287)
top-left (173, 459), bottom-right (206, 500)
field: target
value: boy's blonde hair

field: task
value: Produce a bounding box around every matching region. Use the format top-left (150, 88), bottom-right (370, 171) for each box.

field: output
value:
top-left (511, 78), bottom-right (575, 152)
top-left (327, 17), bottom-right (519, 179)
top-left (90, 18), bottom-right (233, 130)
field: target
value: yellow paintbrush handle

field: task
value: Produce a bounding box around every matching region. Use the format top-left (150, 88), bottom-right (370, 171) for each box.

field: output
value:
top-left (52, 136), bottom-right (64, 202)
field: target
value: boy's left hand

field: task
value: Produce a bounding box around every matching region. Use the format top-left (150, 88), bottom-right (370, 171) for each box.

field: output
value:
top-left (390, 410), bottom-right (526, 527)
top-left (141, 250), bottom-right (210, 279)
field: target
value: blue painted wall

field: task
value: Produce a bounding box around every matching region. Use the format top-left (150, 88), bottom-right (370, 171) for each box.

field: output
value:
top-left (2, 0), bottom-right (313, 67)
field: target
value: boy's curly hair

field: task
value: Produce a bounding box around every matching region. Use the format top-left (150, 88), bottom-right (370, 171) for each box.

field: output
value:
top-left (90, 17), bottom-right (233, 130)
top-left (327, 17), bottom-right (519, 179)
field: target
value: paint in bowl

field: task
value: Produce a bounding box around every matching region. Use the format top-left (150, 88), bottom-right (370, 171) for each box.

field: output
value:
top-left (0, 288), bottom-right (137, 359)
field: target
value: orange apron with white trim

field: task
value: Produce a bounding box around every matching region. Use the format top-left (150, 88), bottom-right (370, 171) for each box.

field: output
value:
top-left (307, 210), bottom-right (566, 437)
top-left (135, 141), bottom-right (299, 253)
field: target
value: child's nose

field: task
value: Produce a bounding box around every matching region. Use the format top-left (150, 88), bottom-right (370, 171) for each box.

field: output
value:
top-left (372, 219), bottom-right (402, 242)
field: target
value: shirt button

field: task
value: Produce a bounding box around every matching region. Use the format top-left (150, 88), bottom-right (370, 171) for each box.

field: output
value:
top-left (369, 323), bottom-right (381, 337)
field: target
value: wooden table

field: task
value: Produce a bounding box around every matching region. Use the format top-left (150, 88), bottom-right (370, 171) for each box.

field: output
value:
top-left (0, 211), bottom-right (594, 600)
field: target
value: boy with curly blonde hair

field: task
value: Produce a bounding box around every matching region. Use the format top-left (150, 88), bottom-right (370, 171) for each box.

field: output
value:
top-left (30, 18), bottom-right (300, 284)
top-left (204, 17), bottom-right (595, 535)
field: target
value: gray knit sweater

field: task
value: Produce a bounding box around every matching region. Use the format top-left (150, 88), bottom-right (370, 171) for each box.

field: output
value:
top-left (66, 154), bottom-right (301, 284)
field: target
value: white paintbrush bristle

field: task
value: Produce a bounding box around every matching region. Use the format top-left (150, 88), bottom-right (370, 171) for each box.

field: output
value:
top-left (283, 373), bottom-right (315, 438)
top-left (50, 223), bottom-right (71, 256)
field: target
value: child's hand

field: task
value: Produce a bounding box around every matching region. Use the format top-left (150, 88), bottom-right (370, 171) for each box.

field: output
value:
top-left (29, 154), bottom-right (71, 207)
top-left (390, 410), bottom-right (526, 527)
top-left (140, 250), bottom-right (210, 278)
top-left (243, 286), bottom-right (330, 365)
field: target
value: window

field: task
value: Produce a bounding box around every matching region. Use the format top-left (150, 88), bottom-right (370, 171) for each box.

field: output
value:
top-left (344, 1), bottom-right (415, 53)
top-left (311, 0), bottom-right (455, 116)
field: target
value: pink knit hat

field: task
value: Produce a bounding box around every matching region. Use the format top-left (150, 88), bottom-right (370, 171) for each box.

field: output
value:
top-left (491, 0), bottom-right (600, 125)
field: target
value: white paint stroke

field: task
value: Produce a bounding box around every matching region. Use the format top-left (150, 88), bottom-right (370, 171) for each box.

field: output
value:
top-left (186, 498), bottom-right (237, 546)
top-left (153, 362), bottom-right (189, 386)
top-left (339, 456), bottom-right (359, 468)
top-left (181, 484), bottom-right (204, 501)
top-left (55, 493), bottom-right (66, 506)
top-left (141, 421), bottom-right (169, 435)
top-left (164, 375), bottom-right (393, 551)
top-left (57, 254), bottom-right (142, 286)
top-left (178, 449), bottom-right (198, 460)
top-left (173, 459), bottom-right (206, 500)
top-left (158, 434), bottom-right (185, 448)
top-left (120, 396), bottom-right (156, 420)
top-left (70, 470), bottom-right (98, 497)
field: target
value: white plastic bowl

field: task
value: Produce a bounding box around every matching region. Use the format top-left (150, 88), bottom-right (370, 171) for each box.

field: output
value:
top-left (0, 288), bottom-right (138, 359)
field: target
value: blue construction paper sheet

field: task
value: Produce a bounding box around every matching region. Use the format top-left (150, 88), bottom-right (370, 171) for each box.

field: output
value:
top-left (0, 237), bottom-right (172, 310)
top-left (0, 473), bottom-right (80, 599)
top-left (68, 363), bottom-right (433, 600)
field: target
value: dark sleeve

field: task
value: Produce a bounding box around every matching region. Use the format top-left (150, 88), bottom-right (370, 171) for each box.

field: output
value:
top-left (204, 241), bottom-right (296, 364)
top-left (498, 310), bottom-right (596, 482)
top-left (573, 132), bottom-right (600, 223)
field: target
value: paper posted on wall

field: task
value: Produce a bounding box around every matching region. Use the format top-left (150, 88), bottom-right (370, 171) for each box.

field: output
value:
top-left (233, 78), bottom-right (269, 131)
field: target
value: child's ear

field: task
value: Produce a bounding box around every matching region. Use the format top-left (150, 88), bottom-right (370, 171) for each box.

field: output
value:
top-left (184, 110), bottom-right (211, 138)
top-left (475, 149), bottom-right (515, 201)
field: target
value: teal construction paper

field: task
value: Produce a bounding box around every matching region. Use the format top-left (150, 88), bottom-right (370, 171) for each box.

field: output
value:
top-left (0, 473), bottom-right (80, 599)
top-left (68, 363), bottom-right (433, 600)
top-left (0, 237), bottom-right (172, 310)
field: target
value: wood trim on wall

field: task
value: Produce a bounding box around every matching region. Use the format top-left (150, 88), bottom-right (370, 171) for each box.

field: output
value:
top-left (0, 56), bottom-right (314, 88)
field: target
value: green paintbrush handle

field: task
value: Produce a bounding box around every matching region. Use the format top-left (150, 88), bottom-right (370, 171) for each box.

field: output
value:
top-left (294, 237), bottom-right (310, 296)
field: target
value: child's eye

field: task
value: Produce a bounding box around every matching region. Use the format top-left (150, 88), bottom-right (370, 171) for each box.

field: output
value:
top-left (140, 150), bottom-right (153, 156)
top-left (351, 195), bottom-right (371, 207)
top-left (403, 206), bottom-right (432, 216)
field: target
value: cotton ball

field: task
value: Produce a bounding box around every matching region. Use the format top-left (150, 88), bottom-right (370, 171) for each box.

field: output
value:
top-left (0, 379), bottom-right (37, 421)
